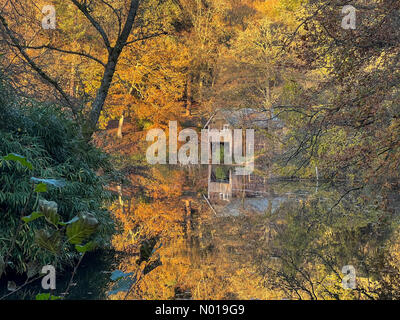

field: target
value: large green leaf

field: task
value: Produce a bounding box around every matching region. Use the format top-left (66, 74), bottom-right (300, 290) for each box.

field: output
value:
top-left (31, 177), bottom-right (66, 188)
top-left (2, 153), bottom-right (33, 170)
top-left (35, 229), bottom-right (62, 254)
top-left (22, 212), bottom-right (44, 223)
top-left (35, 293), bottom-right (62, 300)
top-left (66, 213), bottom-right (99, 245)
top-left (34, 183), bottom-right (47, 193)
top-left (58, 216), bottom-right (79, 226)
top-left (38, 199), bottom-right (60, 227)
top-left (75, 241), bottom-right (97, 253)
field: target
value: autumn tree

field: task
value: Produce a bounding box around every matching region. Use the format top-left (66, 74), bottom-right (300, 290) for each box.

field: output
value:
top-left (276, 0), bottom-right (400, 189)
top-left (0, 0), bottom-right (177, 137)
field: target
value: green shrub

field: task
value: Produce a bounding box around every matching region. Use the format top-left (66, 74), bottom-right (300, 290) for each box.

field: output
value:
top-left (0, 77), bottom-right (115, 274)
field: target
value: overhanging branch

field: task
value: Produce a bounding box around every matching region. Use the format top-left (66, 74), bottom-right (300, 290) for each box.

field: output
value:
top-left (0, 13), bottom-right (78, 115)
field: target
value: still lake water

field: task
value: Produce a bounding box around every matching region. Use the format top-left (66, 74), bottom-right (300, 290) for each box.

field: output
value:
top-left (2, 166), bottom-right (400, 299)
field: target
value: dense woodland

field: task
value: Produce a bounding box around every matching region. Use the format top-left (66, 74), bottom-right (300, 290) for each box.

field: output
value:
top-left (0, 0), bottom-right (399, 300)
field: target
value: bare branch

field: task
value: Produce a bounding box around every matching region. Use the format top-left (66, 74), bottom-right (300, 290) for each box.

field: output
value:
top-left (124, 31), bottom-right (168, 46)
top-left (0, 13), bottom-right (77, 114)
top-left (70, 0), bottom-right (112, 53)
top-left (5, 41), bottom-right (106, 67)
top-left (100, 0), bottom-right (122, 37)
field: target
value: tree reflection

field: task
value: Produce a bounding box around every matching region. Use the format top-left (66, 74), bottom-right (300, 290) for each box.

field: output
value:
top-left (259, 187), bottom-right (400, 299)
top-left (109, 167), bottom-right (400, 300)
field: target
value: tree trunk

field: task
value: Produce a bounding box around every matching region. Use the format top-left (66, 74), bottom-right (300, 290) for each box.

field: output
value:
top-left (85, 0), bottom-right (140, 137)
top-left (117, 115), bottom-right (124, 139)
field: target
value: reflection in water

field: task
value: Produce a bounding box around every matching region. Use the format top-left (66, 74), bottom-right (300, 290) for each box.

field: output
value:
top-left (207, 165), bottom-right (306, 216)
top-left (107, 165), bottom-right (400, 300)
